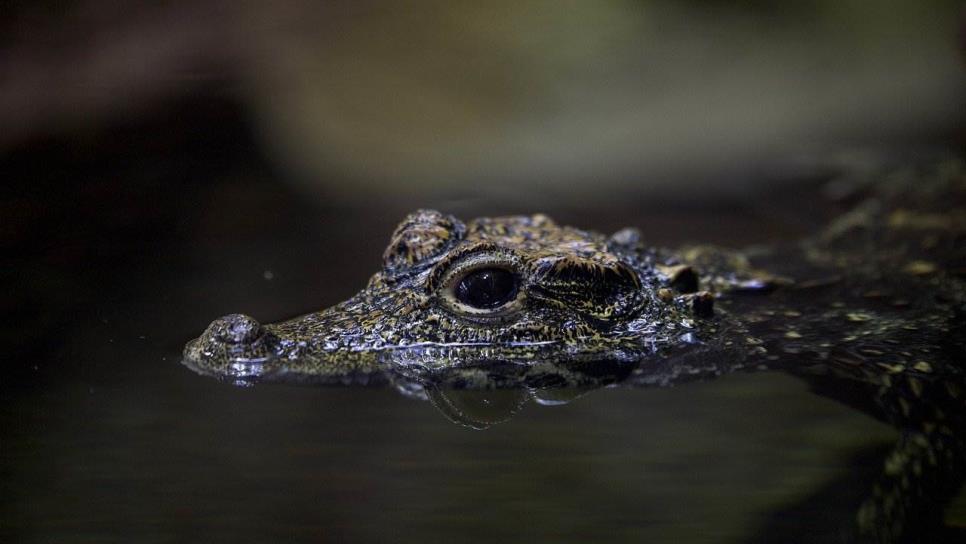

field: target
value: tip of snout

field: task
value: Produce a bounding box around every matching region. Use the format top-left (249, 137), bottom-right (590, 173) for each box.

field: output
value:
top-left (181, 313), bottom-right (278, 384)
top-left (203, 313), bottom-right (264, 345)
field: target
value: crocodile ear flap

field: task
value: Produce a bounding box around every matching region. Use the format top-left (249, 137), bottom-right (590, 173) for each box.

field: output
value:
top-left (531, 256), bottom-right (644, 321)
top-left (382, 210), bottom-right (466, 273)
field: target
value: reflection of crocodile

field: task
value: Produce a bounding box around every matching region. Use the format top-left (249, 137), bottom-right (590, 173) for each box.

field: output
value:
top-left (183, 160), bottom-right (965, 542)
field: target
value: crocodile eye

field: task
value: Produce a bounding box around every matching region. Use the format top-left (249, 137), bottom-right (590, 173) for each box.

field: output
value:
top-left (436, 253), bottom-right (526, 319)
top-left (455, 268), bottom-right (519, 310)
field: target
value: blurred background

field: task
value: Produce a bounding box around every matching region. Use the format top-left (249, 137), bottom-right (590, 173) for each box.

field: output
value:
top-left (2, 1), bottom-right (965, 541)
top-left (3, 0), bottom-right (965, 201)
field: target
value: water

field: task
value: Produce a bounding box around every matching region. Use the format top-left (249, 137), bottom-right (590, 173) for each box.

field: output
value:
top-left (4, 369), bottom-right (900, 542)
top-left (3, 103), bottom-right (963, 543)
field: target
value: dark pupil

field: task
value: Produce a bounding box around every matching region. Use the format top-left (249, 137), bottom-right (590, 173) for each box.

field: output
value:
top-left (455, 268), bottom-right (519, 309)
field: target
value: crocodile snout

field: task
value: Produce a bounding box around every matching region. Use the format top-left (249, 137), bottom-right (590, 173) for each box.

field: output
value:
top-left (182, 313), bottom-right (280, 382)
top-left (204, 313), bottom-right (265, 345)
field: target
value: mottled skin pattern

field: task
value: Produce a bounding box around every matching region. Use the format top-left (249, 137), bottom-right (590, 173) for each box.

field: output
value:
top-left (183, 160), bottom-right (966, 543)
top-left (184, 210), bottom-right (732, 380)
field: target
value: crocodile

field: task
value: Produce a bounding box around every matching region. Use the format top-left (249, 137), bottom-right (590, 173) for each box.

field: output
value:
top-left (183, 159), bottom-right (966, 542)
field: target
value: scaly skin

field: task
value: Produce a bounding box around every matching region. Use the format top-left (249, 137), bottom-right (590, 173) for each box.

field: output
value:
top-left (183, 159), bottom-right (966, 543)
top-left (183, 210), bottom-right (740, 381)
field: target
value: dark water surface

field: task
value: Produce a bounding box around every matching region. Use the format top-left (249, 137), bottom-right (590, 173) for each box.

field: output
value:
top-left (3, 101), bottom-right (964, 543)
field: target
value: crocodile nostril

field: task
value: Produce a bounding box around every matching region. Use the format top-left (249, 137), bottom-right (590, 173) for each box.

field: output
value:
top-left (205, 313), bottom-right (264, 345)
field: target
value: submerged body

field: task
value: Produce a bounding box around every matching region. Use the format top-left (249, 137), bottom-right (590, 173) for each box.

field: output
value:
top-left (184, 160), bottom-right (966, 542)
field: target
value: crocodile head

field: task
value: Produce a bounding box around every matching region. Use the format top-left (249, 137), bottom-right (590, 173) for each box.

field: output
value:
top-left (183, 210), bottom-right (714, 384)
